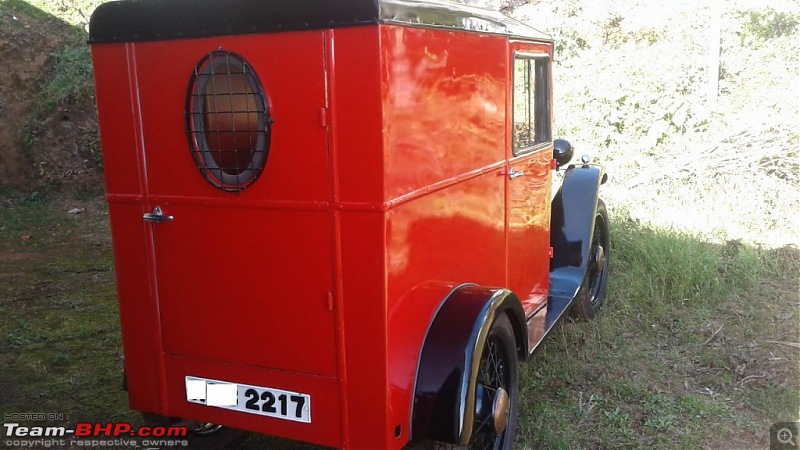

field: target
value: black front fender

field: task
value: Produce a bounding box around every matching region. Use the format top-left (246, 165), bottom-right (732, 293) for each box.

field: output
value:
top-left (550, 163), bottom-right (606, 302)
top-left (410, 285), bottom-right (526, 444)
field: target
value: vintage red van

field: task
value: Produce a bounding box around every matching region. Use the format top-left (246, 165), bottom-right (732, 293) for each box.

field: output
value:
top-left (88, 0), bottom-right (609, 448)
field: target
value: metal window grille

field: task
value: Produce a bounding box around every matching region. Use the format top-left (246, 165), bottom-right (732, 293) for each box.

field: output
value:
top-left (186, 51), bottom-right (271, 192)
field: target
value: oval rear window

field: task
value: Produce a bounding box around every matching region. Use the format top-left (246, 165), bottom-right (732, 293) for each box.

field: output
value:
top-left (187, 51), bottom-right (271, 192)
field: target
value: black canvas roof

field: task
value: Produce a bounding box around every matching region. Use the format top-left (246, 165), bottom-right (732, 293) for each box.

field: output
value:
top-left (89, 0), bottom-right (551, 44)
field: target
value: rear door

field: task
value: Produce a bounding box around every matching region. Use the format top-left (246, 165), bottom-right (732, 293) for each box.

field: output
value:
top-left (132, 32), bottom-right (337, 377)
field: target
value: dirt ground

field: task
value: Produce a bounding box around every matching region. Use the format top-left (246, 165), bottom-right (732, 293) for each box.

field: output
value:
top-left (0, 1), bottom-right (102, 192)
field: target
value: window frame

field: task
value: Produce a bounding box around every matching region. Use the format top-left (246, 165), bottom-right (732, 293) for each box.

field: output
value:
top-left (512, 52), bottom-right (552, 156)
top-left (186, 50), bottom-right (271, 193)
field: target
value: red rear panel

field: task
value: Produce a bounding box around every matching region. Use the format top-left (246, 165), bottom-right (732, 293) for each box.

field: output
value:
top-left (132, 31), bottom-right (337, 378)
top-left (95, 30), bottom-right (342, 447)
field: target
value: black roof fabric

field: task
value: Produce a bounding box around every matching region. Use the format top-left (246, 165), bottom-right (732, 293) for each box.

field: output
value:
top-left (89, 0), bottom-right (550, 43)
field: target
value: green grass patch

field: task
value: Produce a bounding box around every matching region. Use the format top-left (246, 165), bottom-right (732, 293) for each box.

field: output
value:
top-left (0, 0), bottom-right (54, 24)
top-left (518, 217), bottom-right (800, 449)
top-left (0, 192), bottom-right (90, 254)
top-left (42, 42), bottom-right (95, 110)
top-left (4, 0), bottom-right (99, 161)
top-left (23, 38), bottom-right (95, 154)
top-left (0, 196), bottom-right (133, 427)
top-left (1, 0), bottom-right (95, 113)
top-left (0, 191), bottom-right (56, 241)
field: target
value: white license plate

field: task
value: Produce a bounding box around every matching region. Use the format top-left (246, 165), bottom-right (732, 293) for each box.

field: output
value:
top-left (185, 376), bottom-right (311, 423)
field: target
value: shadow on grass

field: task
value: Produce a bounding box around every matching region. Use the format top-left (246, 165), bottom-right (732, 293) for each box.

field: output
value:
top-left (518, 217), bottom-right (800, 449)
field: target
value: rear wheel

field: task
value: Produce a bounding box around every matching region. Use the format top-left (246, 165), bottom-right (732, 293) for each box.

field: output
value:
top-left (421, 314), bottom-right (519, 450)
top-left (467, 313), bottom-right (519, 450)
top-left (571, 199), bottom-right (610, 320)
top-left (141, 413), bottom-right (244, 449)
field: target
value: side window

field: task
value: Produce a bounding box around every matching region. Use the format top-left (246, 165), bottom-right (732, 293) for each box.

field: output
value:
top-left (513, 56), bottom-right (551, 154)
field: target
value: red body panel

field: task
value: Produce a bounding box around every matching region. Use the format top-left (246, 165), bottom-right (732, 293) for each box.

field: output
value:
top-left (326, 27), bottom-right (388, 449)
top-left (93, 43), bottom-right (163, 414)
top-left (381, 27), bottom-right (507, 444)
top-left (381, 29), bottom-right (554, 445)
top-left (93, 21), bottom-right (553, 450)
top-left (506, 41), bottom-right (555, 317)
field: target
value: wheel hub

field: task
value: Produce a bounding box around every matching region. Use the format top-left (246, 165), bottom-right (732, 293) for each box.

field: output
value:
top-left (594, 245), bottom-right (605, 273)
top-left (492, 387), bottom-right (510, 434)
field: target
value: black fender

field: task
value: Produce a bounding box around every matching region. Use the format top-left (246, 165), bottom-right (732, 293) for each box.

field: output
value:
top-left (410, 284), bottom-right (527, 444)
top-left (550, 163), bottom-right (607, 307)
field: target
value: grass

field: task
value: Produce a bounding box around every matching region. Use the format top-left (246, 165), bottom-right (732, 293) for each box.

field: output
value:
top-left (2, 0), bottom-right (101, 102)
top-left (516, 217), bottom-right (799, 449)
top-left (0, 197), bottom-right (796, 449)
top-left (0, 195), bottom-right (133, 426)
top-left (1, 0), bottom-right (95, 109)
top-left (24, 40), bottom-right (95, 156)
top-left (41, 43), bottom-right (95, 111)
top-left (1, 0), bottom-right (99, 160)
top-left (0, 191), bottom-right (51, 240)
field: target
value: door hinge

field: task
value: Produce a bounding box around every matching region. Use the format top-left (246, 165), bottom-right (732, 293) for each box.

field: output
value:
top-left (326, 291), bottom-right (334, 311)
top-left (320, 107), bottom-right (329, 127)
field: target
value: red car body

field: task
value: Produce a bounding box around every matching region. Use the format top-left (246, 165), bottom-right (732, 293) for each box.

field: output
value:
top-left (89, 1), bottom-right (608, 448)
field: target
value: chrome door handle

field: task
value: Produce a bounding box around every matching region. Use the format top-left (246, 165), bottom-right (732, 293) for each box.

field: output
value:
top-left (508, 168), bottom-right (524, 179)
top-left (143, 206), bottom-right (173, 223)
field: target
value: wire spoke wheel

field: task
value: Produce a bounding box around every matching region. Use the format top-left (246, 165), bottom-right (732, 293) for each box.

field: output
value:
top-left (468, 314), bottom-right (518, 450)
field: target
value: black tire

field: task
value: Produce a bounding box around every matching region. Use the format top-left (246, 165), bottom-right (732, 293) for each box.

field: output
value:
top-left (467, 313), bottom-right (519, 450)
top-left (141, 413), bottom-right (245, 450)
top-left (571, 199), bottom-right (610, 320)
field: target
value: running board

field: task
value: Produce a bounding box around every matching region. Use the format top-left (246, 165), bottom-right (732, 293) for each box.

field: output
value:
top-left (525, 293), bottom-right (575, 356)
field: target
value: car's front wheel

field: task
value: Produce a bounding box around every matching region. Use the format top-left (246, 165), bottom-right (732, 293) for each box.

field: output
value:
top-left (571, 199), bottom-right (610, 320)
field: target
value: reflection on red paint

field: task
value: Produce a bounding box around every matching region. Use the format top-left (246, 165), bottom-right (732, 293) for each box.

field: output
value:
top-left (93, 16), bottom-right (554, 449)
